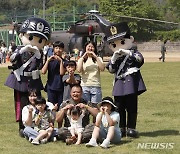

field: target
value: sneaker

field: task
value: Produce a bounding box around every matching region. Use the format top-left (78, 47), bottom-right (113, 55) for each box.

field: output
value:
top-left (100, 139), bottom-right (110, 148)
top-left (31, 139), bottom-right (40, 145)
top-left (28, 137), bottom-right (33, 142)
top-left (41, 138), bottom-right (48, 144)
top-left (85, 138), bottom-right (98, 147)
top-left (53, 137), bottom-right (57, 142)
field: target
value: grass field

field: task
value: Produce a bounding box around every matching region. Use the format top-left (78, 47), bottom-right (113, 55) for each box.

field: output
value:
top-left (0, 62), bottom-right (179, 154)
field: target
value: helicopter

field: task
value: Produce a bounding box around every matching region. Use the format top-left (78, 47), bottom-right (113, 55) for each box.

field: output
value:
top-left (50, 9), bottom-right (179, 57)
top-left (50, 10), bottom-right (113, 57)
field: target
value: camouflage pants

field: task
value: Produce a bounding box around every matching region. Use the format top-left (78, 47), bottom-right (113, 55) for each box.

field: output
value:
top-left (58, 123), bottom-right (94, 143)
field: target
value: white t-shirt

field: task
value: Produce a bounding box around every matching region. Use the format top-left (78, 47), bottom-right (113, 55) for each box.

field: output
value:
top-left (22, 102), bottom-right (54, 127)
top-left (1, 47), bottom-right (7, 54)
top-left (96, 111), bottom-right (121, 133)
top-left (79, 57), bottom-right (103, 87)
top-left (22, 105), bottom-right (36, 127)
top-left (43, 45), bottom-right (49, 55)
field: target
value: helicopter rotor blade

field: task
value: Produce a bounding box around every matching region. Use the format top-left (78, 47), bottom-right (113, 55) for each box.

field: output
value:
top-left (111, 15), bottom-right (179, 25)
top-left (90, 13), bottom-right (110, 27)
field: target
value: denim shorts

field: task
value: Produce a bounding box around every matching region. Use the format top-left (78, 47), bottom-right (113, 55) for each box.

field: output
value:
top-left (82, 86), bottom-right (102, 104)
top-left (99, 127), bottom-right (121, 144)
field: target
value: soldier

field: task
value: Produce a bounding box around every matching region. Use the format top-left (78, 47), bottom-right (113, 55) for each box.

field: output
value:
top-left (159, 40), bottom-right (167, 62)
top-left (4, 17), bottom-right (51, 136)
top-left (105, 22), bottom-right (146, 138)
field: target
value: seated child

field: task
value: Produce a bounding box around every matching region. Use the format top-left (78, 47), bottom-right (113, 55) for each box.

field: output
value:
top-left (31, 96), bottom-right (55, 145)
top-left (66, 106), bottom-right (85, 145)
top-left (63, 60), bottom-right (81, 101)
top-left (86, 96), bottom-right (121, 148)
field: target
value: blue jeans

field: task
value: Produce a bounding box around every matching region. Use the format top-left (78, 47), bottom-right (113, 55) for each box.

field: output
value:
top-left (82, 86), bottom-right (102, 104)
top-left (99, 127), bottom-right (121, 144)
top-left (23, 126), bottom-right (58, 141)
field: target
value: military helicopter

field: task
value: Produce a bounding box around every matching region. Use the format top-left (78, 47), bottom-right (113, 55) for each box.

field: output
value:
top-left (50, 9), bottom-right (179, 57)
top-left (50, 10), bottom-right (114, 57)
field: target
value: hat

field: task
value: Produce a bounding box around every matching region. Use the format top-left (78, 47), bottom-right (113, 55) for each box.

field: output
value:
top-left (105, 22), bottom-right (130, 42)
top-left (97, 96), bottom-right (117, 109)
top-left (19, 17), bottom-right (51, 40)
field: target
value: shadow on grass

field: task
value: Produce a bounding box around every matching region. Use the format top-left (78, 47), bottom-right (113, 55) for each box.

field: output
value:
top-left (139, 130), bottom-right (179, 137)
top-left (110, 139), bottom-right (132, 148)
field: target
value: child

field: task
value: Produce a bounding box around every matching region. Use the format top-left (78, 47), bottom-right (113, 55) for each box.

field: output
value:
top-left (66, 106), bottom-right (85, 145)
top-left (86, 97), bottom-right (121, 148)
top-left (31, 96), bottom-right (55, 145)
top-left (62, 60), bottom-right (81, 101)
top-left (62, 51), bottom-right (70, 61)
top-left (41, 41), bottom-right (67, 109)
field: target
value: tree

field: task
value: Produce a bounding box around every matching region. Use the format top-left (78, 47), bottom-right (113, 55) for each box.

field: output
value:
top-left (98, 0), bottom-right (178, 41)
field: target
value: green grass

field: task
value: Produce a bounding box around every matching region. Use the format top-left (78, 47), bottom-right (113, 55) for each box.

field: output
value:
top-left (0, 62), bottom-right (180, 154)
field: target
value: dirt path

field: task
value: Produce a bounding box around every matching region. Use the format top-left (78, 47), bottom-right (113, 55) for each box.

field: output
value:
top-left (103, 51), bottom-right (180, 63)
top-left (0, 51), bottom-right (179, 68)
top-left (142, 51), bottom-right (180, 62)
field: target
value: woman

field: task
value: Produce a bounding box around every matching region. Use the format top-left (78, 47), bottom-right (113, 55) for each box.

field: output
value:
top-left (85, 96), bottom-right (121, 148)
top-left (77, 41), bottom-right (105, 106)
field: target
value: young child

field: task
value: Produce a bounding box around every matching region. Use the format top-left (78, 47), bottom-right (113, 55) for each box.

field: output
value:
top-left (41, 41), bottom-right (67, 109)
top-left (86, 97), bottom-right (121, 148)
top-left (31, 96), bottom-right (55, 145)
top-left (62, 60), bottom-right (81, 101)
top-left (66, 106), bottom-right (85, 145)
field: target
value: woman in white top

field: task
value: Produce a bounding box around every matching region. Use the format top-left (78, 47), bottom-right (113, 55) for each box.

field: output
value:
top-left (85, 96), bottom-right (121, 148)
top-left (77, 41), bottom-right (105, 105)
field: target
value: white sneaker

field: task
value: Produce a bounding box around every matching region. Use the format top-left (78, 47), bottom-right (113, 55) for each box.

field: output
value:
top-left (53, 137), bottom-right (57, 142)
top-left (41, 138), bottom-right (48, 144)
top-left (31, 139), bottom-right (40, 145)
top-left (28, 137), bottom-right (33, 142)
top-left (85, 138), bottom-right (98, 147)
top-left (100, 139), bottom-right (110, 148)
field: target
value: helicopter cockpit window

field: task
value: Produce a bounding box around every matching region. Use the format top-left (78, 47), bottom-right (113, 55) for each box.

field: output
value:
top-left (96, 35), bottom-right (103, 45)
